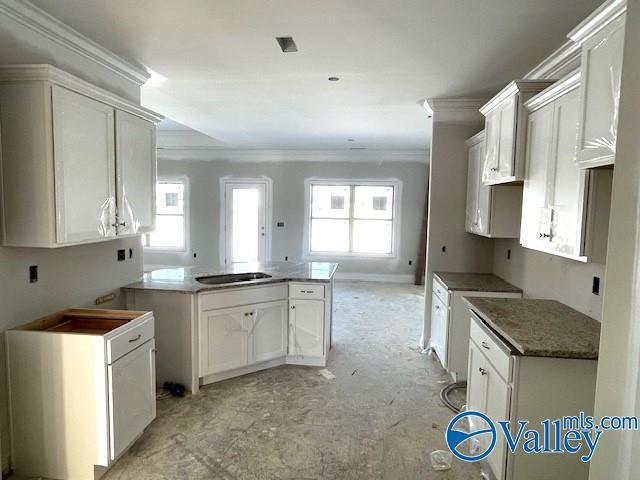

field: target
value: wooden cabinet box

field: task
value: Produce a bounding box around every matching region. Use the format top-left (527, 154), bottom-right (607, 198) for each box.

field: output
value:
top-left (521, 71), bottom-right (612, 262)
top-left (480, 80), bottom-right (554, 185)
top-left (569, 2), bottom-right (626, 168)
top-left (7, 308), bottom-right (156, 480)
top-left (465, 130), bottom-right (522, 238)
top-left (0, 65), bottom-right (161, 247)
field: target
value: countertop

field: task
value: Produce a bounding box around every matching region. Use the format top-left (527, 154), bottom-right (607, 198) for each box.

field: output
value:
top-left (121, 261), bottom-right (339, 294)
top-left (464, 297), bottom-right (600, 360)
top-left (434, 272), bottom-right (522, 293)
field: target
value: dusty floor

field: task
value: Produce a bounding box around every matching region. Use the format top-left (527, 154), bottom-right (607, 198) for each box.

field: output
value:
top-left (28, 282), bottom-right (483, 479)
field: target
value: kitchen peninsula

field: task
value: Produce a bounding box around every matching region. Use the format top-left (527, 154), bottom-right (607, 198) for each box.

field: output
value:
top-left (122, 262), bottom-right (338, 392)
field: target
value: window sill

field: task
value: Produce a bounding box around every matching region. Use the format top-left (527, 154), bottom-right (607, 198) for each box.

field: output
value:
top-left (304, 251), bottom-right (397, 260)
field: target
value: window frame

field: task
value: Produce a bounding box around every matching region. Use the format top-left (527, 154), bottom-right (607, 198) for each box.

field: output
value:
top-left (303, 178), bottom-right (401, 259)
top-left (143, 176), bottom-right (189, 252)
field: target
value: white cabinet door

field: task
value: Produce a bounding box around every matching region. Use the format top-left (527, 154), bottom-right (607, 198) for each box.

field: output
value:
top-left (108, 339), bottom-right (156, 460)
top-left (483, 109), bottom-right (501, 183)
top-left (547, 89), bottom-right (587, 258)
top-left (576, 15), bottom-right (625, 168)
top-left (520, 103), bottom-right (554, 250)
top-left (466, 341), bottom-right (489, 455)
top-left (289, 299), bottom-right (324, 357)
top-left (251, 300), bottom-right (287, 363)
top-left (467, 139), bottom-right (491, 235)
top-left (52, 85), bottom-right (116, 244)
top-left (497, 96), bottom-right (517, 181)
top-left (115, 110), bottom-right (156, 235)
top-left (484, 358), bottom-right (511, 480)
top-left (430, 292), bottom-right (449, 368)
top-left (199, 306), bottom-right (249, 376)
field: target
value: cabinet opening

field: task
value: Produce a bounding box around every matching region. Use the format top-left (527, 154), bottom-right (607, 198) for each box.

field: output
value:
top-left (16, 309), bottom-right (147, 335)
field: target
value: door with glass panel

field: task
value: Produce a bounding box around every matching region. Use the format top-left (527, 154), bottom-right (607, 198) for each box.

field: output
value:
top-left (224, 182), bottom-right (267, 264)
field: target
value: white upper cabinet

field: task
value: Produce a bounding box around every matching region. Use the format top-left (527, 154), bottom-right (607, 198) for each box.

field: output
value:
top-left (569, 1), bottom-right (626, 168)
top-left (466, 131), bottom-right (522, 238)
top-left (0, 65), bottom-right (162, 248)
top-left (52, 86), bottom-right (117, 244)
top-left (521, 71), bottom-right (611, 262)
top-left (480, 80), bottom-right (554, 185)
top-left (116, 110), bottom-right (157, 235)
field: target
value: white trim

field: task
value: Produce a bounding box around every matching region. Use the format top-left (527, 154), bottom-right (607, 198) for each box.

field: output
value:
top-left (568, 0), bottom-right (626, 46)
top-left (480, 80), bottom-right (555, 115)
top-left (524, 70), bottom-right (581, 113)
top-left (157, 147), bottom-right (428, 164)
top-left (302, 177), bottom-right (402, 260)
top-left (424, 98), bottom-right (488, 123)
top-left (524, 40), bottom-right (582, 80)
top-left (0, 0), bottom-right (150, 85)
top-left (0, 64), bottom-right (163, 123)
top-left (143, 176), bottom-right (190, 253)
top-left (218, 177), bottom-right (273, 265)
top-left (334, 273), bottom-right (413, 284)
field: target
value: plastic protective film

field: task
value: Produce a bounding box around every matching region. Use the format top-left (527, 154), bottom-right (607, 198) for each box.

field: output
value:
top-left (119, 184), bottom-right (141, 234)
top-left (98, 196), bottom-right (117, 237)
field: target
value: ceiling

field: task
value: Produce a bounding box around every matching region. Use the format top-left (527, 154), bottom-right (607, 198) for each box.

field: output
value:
top-left (30, 0), bottom-right (601, 150)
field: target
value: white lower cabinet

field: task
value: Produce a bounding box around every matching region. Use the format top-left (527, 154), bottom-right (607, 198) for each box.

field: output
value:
top-left (288, 299), bottom-right (325, 358)
top-left (430, 292), bottom-right (449, 368)
top-left (197, 282), bottom-right (331, 385)
top-left (466, 313), bottom-right (597, 480)
top-left (7, 309), bottom-right (156, 480)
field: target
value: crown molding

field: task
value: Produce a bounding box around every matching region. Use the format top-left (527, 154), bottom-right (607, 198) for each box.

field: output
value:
top-left (0, 0), bottom-right (150, 86)
top-left (524, 70), bottom-right (581, 113)
top-left (424, 98), bottom-right (488, 123)
top-left (0, 64), bottom-right (163, 122)
top-left (525, 40), bottom-right (582, 80)
top-left (157, 148), bottom-right (429, 164)
top-left (568, 0), bottom-right (626, 45)
top-left (480, 80), bottom-right (555, 115)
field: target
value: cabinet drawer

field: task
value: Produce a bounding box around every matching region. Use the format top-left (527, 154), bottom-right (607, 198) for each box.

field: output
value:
top-left (432, 276), bottom-right (449, 305)
top-left (107, 314), bottom-right (154, 364)
top-left (469, 313), bottom-right (511, 381)
top-left (199, 284), bottom-right (288, 311)
top-left (289, 283), bottom-right (325, 300)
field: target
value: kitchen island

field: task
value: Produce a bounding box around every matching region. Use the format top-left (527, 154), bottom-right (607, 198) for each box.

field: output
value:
top-left (123, 261), bottom-right (338, 392)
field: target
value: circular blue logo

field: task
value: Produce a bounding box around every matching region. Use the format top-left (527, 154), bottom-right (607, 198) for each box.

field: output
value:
top-left (446, 411), bottom-right (497, 462)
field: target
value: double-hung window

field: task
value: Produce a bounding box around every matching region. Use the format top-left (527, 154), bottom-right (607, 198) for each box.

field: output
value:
top-left (143, 180), bottom-right (187, 250)
top-left (308, 180), bottom-right (397, 256)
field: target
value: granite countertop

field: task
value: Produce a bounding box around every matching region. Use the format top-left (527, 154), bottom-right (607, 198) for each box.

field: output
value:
top-left (464, 297), bottom-right (600, 359)
top-left (434, 272), bottom-right (522, 293)
top-left (122, 261), bottom-right (339, 294)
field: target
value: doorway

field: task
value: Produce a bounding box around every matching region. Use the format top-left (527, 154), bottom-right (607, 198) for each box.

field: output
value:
top-left (221, 178), bottom-right (272, 264)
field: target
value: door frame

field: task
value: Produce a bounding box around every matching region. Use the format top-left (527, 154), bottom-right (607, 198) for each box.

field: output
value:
top-left (219, 177), bottom-right (273, 265)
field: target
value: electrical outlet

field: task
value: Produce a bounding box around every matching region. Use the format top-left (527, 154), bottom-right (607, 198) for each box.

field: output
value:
top-left (117, 249), bottom-right (126, 261)
top-left (592, 276), bottom-right (600, 295)
top-left (408, 260), bottom-right (413, 266)
top-left (29, 265), bottom-right (38, 283)
top-left (507, 249), bottom-right (511, 260)
top-left (442, 245), bottom-right (446, 253)
top-left (129, 248), bottom-right (134, 259)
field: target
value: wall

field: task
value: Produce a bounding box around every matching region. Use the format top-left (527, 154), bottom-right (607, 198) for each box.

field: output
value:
top-left (493, 239), bottom-right (605, 321)
top-left (144, 157), bottom-right (428, 280)
top-left (421, 113), bottom-right (496, 347)
top-left (0, 9), bottom-right (145, 471)
top-left (590, 1), bottom-right (640, 476)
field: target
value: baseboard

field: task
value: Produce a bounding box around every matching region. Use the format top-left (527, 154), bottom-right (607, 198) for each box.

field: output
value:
top-left (334, 272), bottom-right (414, 284)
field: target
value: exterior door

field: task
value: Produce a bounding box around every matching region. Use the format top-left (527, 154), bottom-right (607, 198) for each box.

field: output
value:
top-left (108, 339), bottom-right (156, 460)
top-left (52, 85), bottom-right (116, 243)
top-left (224, 182), bottom-right (267, 263)
top-left (115, 110), bottom-right (156, 234)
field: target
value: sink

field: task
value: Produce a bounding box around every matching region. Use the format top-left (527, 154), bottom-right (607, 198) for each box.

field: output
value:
top-left (195, 272), bottom-right (273, 285)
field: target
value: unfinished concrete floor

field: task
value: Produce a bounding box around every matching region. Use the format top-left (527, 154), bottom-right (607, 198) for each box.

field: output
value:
top-left (104, 282), bottom-right (481, 479)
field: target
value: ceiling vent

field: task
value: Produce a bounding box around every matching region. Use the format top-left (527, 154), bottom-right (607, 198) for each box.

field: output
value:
top-left (276, 37), bottom-right (298, 53)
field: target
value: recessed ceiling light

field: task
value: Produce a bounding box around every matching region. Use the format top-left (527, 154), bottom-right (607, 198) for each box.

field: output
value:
top-left (350, 147), bottom-right (366, 150)
top-left (328, 76), bottom-right (340, 82)
top-left (347, 138), bottom-right (355, 142)
top-left (276, 36), bottom-right (298, 53)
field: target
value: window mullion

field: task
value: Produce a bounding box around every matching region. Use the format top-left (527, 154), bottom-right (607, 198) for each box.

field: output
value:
top-left (348, 185), bottom-right (355, 253)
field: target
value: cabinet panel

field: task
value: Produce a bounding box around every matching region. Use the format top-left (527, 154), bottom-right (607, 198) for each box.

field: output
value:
top-left (484, 359), bottom-right (511, 480)
top-left (498, 96), bottom-right (517, 179)
top-left (251, 301), bottom-right (287, 363)
top-left (466, 139), bottom-right (491, 235)
top-left (466, 340), bottom-right (489, 456)
top-left (199, 306), bottom-right (249, 376)
top-left (108, 339), bottom-right (156, 460)
top-left (289, 299), bottom-right (324, 357)
top-left (520, 104), bottom-right (554, 249)
top-left (116, 111), bottom-right (156, 234)
top-left (52, 86), bottom-right (116, 244)
top-left (430, 292), bottom-right (449, 368)
top-left (483, 110), bottom-right (501, 183)
top-left (576, 16), bottom-right (625, 168)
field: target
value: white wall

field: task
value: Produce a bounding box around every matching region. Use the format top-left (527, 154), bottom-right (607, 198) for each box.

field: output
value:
top-left (0, 9), bottom-right (145, 471)
top-left (144, 157), bottom-right (428, 280)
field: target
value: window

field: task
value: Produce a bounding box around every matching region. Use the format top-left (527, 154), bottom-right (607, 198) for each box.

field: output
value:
top-left (143, 180), bottom-right (186, 249)
top-left (307, 181), bottom-right (397, 256)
